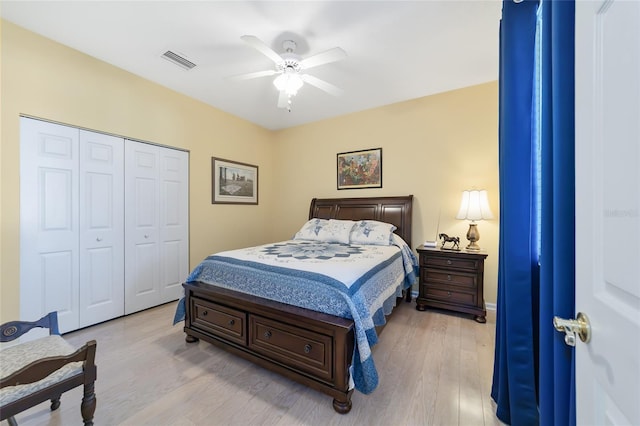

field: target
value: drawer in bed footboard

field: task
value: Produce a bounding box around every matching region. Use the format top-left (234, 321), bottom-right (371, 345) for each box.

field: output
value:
top-left (191, 297), bottom-right (247, 346)
top-left (249, 315), bottom-right (333, 383)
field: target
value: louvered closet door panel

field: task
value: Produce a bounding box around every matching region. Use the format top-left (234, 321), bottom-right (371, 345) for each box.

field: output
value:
top-left (20, 118), bottom-right (80, 335)
top-left (158, 147), bottom-right (189, 303)
top-left (79, 130), bottom-right (125, 327)
top-left (125, 141), bottom-right (161, 314)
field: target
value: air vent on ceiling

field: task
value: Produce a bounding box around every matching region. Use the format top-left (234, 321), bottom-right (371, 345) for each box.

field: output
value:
top-left (161, 50), bottom-right (197, 70)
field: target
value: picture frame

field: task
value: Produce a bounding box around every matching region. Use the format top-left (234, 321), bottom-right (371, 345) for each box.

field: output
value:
top-left (211, 157), bottom-right (258, 204)
top-left (337, 148), bottom-right (382, 190)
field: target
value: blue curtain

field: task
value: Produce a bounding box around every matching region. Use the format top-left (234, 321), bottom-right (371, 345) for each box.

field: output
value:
top-left (491, 1), bottom-right (540, 424)
top-left (493, 0), bottom-right (576, 425)
top-left (538, 1), bottom-right (576, 425)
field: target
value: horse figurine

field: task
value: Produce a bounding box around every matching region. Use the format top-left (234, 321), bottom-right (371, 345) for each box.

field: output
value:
top-left (439, 233), bottom-right (460, 250)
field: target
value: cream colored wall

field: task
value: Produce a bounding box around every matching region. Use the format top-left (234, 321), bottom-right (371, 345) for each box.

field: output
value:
top-left (1, 20), bottom-right (499, 323)
top-left (271, 82), bottom-right (499, 304)
top-left (0, 19), bottom-right (4, 320)
top-left (0, 21), bottom-right (276, 322)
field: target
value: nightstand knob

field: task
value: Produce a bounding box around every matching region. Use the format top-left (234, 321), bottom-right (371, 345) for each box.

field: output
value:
top-left (202, 310), bottom-right (208, 316)
top-left (228, 319), bottom-right (235, 326)
top-left (304, 344), bottom-right (312, 353)
top-left (447, 260), bottom-right (452, 265)
top-left (264, 330), bottom-right (272, 339)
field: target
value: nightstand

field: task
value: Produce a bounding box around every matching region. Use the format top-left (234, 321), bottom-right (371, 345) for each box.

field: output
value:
top-left (415, 246), bottom-right (488, 323)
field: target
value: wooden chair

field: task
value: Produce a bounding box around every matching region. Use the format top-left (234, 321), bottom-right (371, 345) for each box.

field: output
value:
top-left (0, 312), bottom-right (97, 425)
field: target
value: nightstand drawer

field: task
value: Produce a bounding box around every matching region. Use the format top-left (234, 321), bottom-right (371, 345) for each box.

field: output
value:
top-left (422, 286), bottom-right (476, 306)
top-left (421, 268), bottom-right (477, 289)
top-left (421, 254), bottom-right (479, 272)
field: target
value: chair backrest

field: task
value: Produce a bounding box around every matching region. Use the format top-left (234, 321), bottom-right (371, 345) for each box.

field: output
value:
top-left (0, 312), bottom-right (59, 343)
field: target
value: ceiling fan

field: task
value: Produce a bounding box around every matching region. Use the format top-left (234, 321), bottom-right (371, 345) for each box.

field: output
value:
top-left (229, 35), bottom-right (347, 111)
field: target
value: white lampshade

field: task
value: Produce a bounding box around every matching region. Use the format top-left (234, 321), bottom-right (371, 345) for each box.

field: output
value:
top-left (273, 69), bottom-right (304, 96)
top-left (456, 190), bottom-right (494, 221)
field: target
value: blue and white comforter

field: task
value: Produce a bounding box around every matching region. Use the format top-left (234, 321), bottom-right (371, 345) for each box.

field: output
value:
top-left (174, 236), bottom-right (418, 394)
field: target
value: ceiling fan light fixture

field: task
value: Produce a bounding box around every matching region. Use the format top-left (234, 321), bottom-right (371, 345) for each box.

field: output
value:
top-left (236, 35), bottom-right (346, 109)
top-left (273, 69), bottom-right (304, 96)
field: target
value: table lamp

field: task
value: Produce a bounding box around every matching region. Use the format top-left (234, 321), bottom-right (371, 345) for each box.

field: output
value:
top-left (455, 189), bottom-right (493, 251)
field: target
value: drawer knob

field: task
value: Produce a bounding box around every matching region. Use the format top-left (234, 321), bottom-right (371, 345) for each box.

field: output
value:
top-left (264, 330), bottom-right (272, 339)
top-left (447, 260), bottom-right (452, 265)
top-left (202, 310), bottom-right (208, 316)
top-left (304, 344), bottom-right (312, 354)
top-left (228, 319), bottom-right (235, 326)
top-left (447, 275), bottom-right (452, 281)
top-left (447, 291), bottom-right (452, 297)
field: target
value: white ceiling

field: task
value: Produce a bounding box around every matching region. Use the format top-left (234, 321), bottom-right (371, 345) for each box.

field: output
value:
top-left (1, 1), bottom-right (502, 130)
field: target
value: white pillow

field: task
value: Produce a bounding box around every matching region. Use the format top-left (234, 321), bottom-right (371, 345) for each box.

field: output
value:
top-left (294, 218), bottom-right (329, 241)
top-left (294, 219), bottom-right (355, 244)
top-left (325, 219), bottom-right (357, 244)
top-left (350, 220), bottom-right (397, 246)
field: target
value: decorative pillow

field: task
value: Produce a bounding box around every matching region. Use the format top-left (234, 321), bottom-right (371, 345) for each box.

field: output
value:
top-left (325, 219), bottom-right (357, 244)
top-left (350, 220), bottom-right (397, 246)
top-left (294, 218), bottom-right (329, 241)
top-left (293, 219), bottom-right (355, 244)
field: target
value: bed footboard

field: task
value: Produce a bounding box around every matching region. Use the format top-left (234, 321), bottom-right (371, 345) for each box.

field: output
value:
top-left (182, 281), bottom-right (356, 413)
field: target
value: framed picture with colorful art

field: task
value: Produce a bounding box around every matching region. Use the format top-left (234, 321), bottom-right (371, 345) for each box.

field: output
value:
top-left (336, 148), bottom-right (382, 190)
top-left (212, 157), bottom-right (258, 204)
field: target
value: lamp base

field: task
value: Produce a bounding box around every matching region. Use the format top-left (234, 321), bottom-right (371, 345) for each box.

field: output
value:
top-left (465, 223), bottom-right (482, 251)
top-left (466, 241), bottom-right (481, 251)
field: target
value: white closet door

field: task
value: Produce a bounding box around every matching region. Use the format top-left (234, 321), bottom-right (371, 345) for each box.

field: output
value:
top-left (125, 141), bottom-right (161, 314)
top-left (79, 130), bottom-right (124, 327)
top-left (158, 148), bottom-right (189, 304)
top-left (20, 118), bottom-right (80, 334)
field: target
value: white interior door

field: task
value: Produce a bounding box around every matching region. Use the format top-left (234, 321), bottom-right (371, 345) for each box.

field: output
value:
top-left (79, 130), bottom-right (125, 327)
top-left (125, 141), bottom-right (161, 314)
top-left (575, 1), bottom-right (640, 424)
top-left (158, 148), bottom-right (189, 303)
top-left (20, 118), bottom-right (80, 334)
top-left (124, 142), bottom-right (189, 313)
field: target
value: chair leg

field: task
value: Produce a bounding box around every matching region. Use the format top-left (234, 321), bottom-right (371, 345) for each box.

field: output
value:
top-left (50, 396), bottom-right (61, 411)
top-left (80, 382), bottom-right (96, 426)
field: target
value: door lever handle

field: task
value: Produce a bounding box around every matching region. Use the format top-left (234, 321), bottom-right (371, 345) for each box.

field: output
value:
top-left (553, 312), bottom-right (591, 347)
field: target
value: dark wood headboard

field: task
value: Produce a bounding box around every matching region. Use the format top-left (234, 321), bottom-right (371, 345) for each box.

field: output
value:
top-left (308, 195), bottom-right (413, 248)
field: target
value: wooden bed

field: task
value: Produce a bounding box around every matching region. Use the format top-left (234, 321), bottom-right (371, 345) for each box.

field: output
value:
top-left (182, 195), bottom-right (413, 413)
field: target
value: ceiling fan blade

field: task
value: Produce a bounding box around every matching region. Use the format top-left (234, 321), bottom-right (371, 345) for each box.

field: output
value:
top-left (241, 35), bottom-right (283, 65)
top-left (227, 69), bottom-right (278, 82)
top-left (301, 74), bottom-right (343, 96)
top-left (277, 90), bottom-right (289, 109)
top-left (300, 47), bottom-right (347, 69)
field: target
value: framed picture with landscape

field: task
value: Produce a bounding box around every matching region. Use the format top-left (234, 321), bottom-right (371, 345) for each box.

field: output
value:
top-left (212, 157), bottom-right (258, 204)
top-left (337, 148), bottom-right (382, 190)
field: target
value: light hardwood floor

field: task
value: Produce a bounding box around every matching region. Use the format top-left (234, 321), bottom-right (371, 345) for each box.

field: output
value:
top-left (13, 301), bottom-right (502, 426)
